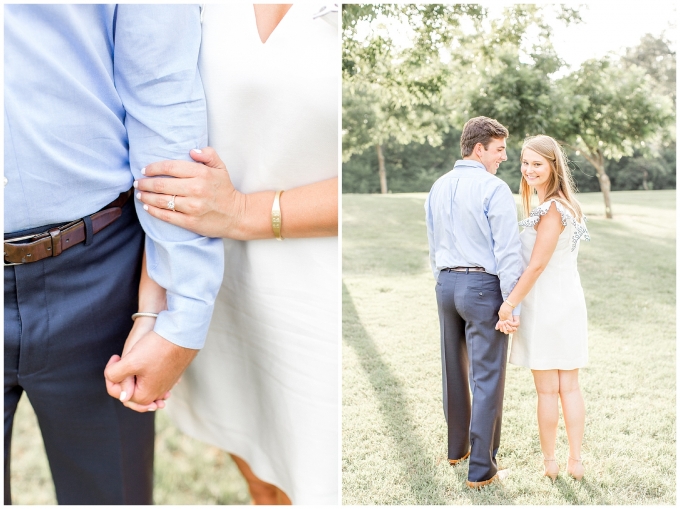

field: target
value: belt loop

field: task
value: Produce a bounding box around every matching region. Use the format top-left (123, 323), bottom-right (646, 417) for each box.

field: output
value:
top-left (83, 216), bottom-right (94, 246)
top-left (48, 228), bottom-right (62, 257)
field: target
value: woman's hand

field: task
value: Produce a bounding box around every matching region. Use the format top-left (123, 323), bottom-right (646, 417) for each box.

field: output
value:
top-left (496, 301), bottom-right (518, 335)
top-left (498, 301), bottom-right (514, 322)
top-left (135, 148), bottom-right (247, 239)
top-left (495, 309), bottom-right (520, 335)
top-left (105, 317), bottom-right (171, 412)
top-left (137, 147), bottom-right (338, 240)
top-left (104, 251), bottom-right (171, 412)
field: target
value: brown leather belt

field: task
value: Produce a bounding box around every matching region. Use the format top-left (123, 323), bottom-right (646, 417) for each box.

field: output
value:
top-left (444, 267), bottom-right (487, 273)
top-left (4, 189), bottom-right (133, 266)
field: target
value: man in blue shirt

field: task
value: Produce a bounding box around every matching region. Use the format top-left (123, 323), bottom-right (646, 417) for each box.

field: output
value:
top-left (4, 5), bottom-right (223, 503)
top-left (425, 117), bottom-right (523, 488)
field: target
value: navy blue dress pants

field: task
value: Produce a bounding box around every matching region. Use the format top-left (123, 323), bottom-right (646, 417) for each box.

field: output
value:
top-left (435, 270), bottom-right (508, 483)
top-left (4, 199), bottom-right (154, 504)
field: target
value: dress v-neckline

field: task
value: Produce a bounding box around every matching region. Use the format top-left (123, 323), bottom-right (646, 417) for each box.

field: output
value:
top-left (253, 5), bottom-right (294, 45)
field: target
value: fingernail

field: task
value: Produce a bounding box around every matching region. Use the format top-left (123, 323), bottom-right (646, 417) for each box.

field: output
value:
top-left (192, 148), bottom-right (202, 154)
top-left (143, 204), bottom-right (149, 211)
top-left (136, 192), bottom-right (141, 200)
top-left (148, 408), bottom-right (156, 412)
top-left (120, 391), bottom-right (127, 401)
top-left (141, 167), bottom-right (146, 175)
top-left (133, 180), bottom-right (138, 189)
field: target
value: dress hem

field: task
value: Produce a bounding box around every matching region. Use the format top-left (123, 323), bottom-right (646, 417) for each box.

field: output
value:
top-left (509, 359), bottom-right (588, 370)
top-left (166, 397), bottom-right (339, 505)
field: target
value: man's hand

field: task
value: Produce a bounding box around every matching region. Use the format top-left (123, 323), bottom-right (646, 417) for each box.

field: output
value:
top-left (104, 330), bottom-right (198, 409)
top-left (495, 315), bottom-right (520, 335)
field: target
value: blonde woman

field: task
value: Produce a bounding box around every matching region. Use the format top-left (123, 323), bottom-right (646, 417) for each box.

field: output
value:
top-left (496, 135), bottom-right (590, 481)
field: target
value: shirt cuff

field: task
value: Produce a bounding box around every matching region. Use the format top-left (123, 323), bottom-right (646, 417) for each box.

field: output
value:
top-left (153, 294), bottom-right (215, 349)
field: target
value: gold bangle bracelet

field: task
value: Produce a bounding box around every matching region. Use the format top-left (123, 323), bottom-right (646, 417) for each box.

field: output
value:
top-left (504, 299), bottom-right (516, 309)
top-left (272, 190), bottom-right (284, 240)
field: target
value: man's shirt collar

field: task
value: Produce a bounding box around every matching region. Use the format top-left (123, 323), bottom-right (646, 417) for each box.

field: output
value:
top-left (454, 159), bottom-right (487, 171)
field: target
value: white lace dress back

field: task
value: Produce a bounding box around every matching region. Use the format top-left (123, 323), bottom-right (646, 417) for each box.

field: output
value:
top-left (165, 4), bottom-right (338, 504)
top-left (509, 199), bottom-right (590, 370)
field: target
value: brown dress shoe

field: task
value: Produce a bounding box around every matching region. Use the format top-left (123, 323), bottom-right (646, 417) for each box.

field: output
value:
top-left (448, 450), bottom-right (470, 466)
top-left (465, 469), bottom-right (509, 489)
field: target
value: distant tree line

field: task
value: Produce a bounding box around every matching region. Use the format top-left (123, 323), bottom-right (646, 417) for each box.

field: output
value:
top-left (343, 127), bottom-right (676, 194)
top-left (342, 5), bottom-right (676, 218)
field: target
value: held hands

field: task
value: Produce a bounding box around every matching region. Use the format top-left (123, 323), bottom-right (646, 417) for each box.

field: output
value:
top-left (104, 318), bottom-right (198, 412)
top-left (135, 147), bottom-right (247, 239)
top-left (495, 302), bottom-right (520, 335)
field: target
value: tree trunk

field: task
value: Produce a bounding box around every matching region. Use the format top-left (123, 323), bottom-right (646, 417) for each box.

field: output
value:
top-left (376, 144), bottom-right (387, 194)
top-left (591, 150), bottom-right (613, 219)
top-left (642, 169), bottom-right (649, 190)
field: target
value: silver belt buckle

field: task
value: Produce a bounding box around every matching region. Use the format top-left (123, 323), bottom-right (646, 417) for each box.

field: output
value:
top-left (4, 233), bottom-right (42, 266)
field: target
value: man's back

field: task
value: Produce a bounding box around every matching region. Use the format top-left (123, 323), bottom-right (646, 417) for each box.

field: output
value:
top-left (5, 5), bottom-right (208, 235)
top-left (425, 159), bottom-right (523, 299)
top-left (5, 5), bottom-right (127, 230)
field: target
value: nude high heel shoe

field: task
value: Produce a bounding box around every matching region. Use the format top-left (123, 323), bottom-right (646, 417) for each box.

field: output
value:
top-left (567, 456), bottom-right (584, 480)
top-left (543, 458), bottom-right (559, 481)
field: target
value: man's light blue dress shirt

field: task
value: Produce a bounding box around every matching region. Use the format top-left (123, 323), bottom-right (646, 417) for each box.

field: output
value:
top-left (4, 5), bottom-right (224, 349)
top-left (425, 160), bottom-right (524, 315)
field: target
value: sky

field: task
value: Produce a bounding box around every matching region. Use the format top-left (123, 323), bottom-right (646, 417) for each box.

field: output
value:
top-left (535, 2), bottom-right (676, 75)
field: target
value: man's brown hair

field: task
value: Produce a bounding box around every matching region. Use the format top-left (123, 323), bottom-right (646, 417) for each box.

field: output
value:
top-left (460, 116), bottom-right (509, 157)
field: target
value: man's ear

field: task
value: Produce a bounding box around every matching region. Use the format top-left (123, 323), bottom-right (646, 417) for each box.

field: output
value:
top-left (474, 142), bottom-right (484, 158)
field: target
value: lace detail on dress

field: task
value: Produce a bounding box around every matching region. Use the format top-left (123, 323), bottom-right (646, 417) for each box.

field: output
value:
top-left (518, 199), bottom-right (590, 251)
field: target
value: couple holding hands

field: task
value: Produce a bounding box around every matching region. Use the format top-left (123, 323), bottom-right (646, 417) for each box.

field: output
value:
top-left (425, 117), bottom-right (590, 488)
top-left (5, 4), bottom-right (337, 505)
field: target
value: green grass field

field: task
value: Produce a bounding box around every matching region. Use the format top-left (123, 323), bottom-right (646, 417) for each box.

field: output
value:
top-left (9, 398), bottom-right (251, 504)
top-left (342, 190), bottom-right (676, 505)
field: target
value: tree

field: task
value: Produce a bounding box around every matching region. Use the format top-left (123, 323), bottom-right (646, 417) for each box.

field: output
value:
top-left (622, 34), bottom-right (676, 106)
top-left (460, 49), bottom-right (558, 141)
top-left (342, 4), bottom-right (582, 193)
top-left (342, 5), bottom-right (485, 192)
top-left (342, 77), bottom-right (451, 192)
top-left (552, 57), bottom-right (674, 218)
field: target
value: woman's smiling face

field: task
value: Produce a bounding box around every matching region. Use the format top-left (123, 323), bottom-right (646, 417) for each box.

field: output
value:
top-left (521, 148), bottom-right (551, 190)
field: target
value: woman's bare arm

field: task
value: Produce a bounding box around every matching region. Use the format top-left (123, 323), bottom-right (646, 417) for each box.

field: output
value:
top-left (134, 147), bottom-right (338, 240)
top-left (498, 201), bottom-right (563, 322)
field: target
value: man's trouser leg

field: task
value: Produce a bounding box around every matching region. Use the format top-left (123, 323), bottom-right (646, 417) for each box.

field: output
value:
top-left (4, 199), bottom-right (155, 504)
top-left (436, 270), bottom-right (508, 483)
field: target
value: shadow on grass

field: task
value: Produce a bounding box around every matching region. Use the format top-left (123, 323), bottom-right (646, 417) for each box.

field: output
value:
top-left (553, 476), bottom-right (608, 505)
top-left (342, 282), bottom-right (448, 504)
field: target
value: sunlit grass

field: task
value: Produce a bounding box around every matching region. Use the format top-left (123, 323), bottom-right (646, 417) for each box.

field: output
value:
top-left (342, 190), bottom-right (675, 505)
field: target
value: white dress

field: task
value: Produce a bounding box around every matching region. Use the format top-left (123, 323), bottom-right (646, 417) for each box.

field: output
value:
top-left (166, 4), bottom-right (339, 505)
top-left (509, 199), bottom-right (590, 370)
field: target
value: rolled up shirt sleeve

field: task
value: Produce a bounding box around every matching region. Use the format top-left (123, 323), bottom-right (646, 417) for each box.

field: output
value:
top-left (114, 5), bottom-right (224, 349)
top-left (487, 184), bottom-right (524, 315)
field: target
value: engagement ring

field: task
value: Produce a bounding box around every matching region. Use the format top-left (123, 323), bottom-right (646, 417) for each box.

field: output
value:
top-left (167, 195), bottom-right (176, 211)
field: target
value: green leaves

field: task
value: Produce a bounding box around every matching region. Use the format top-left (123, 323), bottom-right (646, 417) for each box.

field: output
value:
top-left (556, 57), bottom-right (674, 161)
top-left (342, 5), bottom-right (675, 200)
top-left (342, 4), bottom-right (484, 161)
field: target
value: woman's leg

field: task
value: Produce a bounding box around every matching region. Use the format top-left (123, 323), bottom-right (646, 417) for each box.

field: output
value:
top-left (558, 369), bottom-right (585, 478)
top-left (531, 369), bottom-right (560, 477)
top-left (230, 454), bottom-right (291, 505)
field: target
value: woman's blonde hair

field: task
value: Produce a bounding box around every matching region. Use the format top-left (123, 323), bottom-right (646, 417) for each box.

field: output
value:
top-left (520, 135), bottom-right (583, 221)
